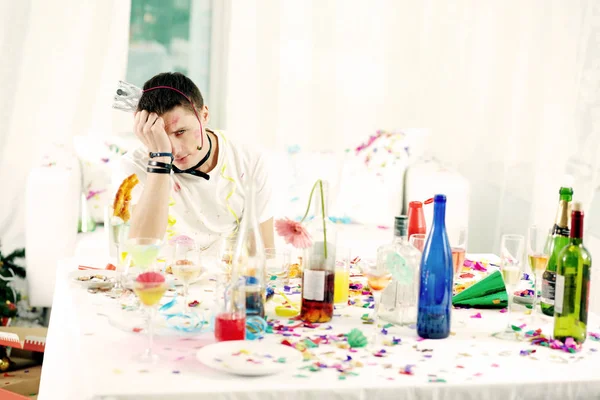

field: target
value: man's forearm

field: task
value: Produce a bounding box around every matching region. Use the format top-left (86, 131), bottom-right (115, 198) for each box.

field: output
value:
top-left (129, 172), bottom-right (171, 240)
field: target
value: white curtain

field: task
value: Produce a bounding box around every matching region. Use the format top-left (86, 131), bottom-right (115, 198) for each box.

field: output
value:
top-left (223, 0), bottom-right (600, 253)
top-left (0, 0), bottom-right (131, 252)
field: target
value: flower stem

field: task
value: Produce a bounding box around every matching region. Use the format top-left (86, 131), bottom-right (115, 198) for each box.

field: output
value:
top-left (299, 179), bottom-right (328, 259)
top-left (319, 180), bottom-right (328, 259)
top-left (300, 180), bottom-right (320, 223)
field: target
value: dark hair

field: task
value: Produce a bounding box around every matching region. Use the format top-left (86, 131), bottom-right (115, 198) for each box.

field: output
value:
top-left (137, 72), bottom-right (204, 115)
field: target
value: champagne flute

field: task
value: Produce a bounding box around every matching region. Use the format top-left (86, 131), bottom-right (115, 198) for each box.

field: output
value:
top-left (365, 261), bottom-right (393, 346)
top-left (527, 226), bottom-right (550, 322)
top-left (133, 271), bottom-right (168, 363)
top-left (493, 234), bottom-right (525, 341)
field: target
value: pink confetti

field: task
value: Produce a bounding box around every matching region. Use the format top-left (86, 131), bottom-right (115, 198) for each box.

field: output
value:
top-left (499, 308), bottom-right (507, 313)
top-left (472, 262), bottom-right (487, 272)
top-left (417, 337), bottom-right (426, 342)
top-left (377, 225), bottom-right (390, 230)
top-left (463, 260), bottom-right (474, 267)
top-left (491, 363), bottom-right (499, 367)
top-left (470, 313), bottom-right (482, 319)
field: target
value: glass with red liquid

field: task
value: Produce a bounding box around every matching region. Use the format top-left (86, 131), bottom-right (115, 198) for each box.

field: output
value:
top-left (450, 226), bottom-right (467, 328)
top-left (214, 274), bottom-right (246, 342)
top-left (451, 226), bottom-right (468, 275)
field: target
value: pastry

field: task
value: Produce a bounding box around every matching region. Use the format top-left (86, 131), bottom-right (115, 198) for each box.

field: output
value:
top-left (113, 173), bottom-right (139, 223)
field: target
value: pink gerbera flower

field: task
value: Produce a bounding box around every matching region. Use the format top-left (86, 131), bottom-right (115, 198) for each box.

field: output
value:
top-left (275, 218), bottom-right (312, 248)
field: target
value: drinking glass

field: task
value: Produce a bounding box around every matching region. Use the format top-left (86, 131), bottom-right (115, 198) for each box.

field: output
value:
top-left (364, 261), bottom-right (393, 346)
top-left (450, 226), bottom-right (468, 275)
top-left (334, 247), bottom-right (351, 307)
top-left (133, 272), bottom-right (168, 363)
top-left (126, 238), bottom-right (163, 272)
top-left (527, 226), bottom-right (550, 322)
top-left (409, 234), bottom-right (426, 253)
top-left (493, 234), bottom-right (525, 341)
top-left (169, 238), bottom-right (203, 314)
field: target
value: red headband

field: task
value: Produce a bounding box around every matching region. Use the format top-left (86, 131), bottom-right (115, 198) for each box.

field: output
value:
top-left (142, 86), bottom-right (204, 149)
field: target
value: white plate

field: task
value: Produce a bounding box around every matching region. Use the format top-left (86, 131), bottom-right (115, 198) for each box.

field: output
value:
top-left (70, 270), bottom-right (118, 289)
top-left (196, 340), bottom-right (303, 376)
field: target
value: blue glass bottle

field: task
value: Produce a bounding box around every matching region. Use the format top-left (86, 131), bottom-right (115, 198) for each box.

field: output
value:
top-left (417, 194), bottom-right (453, 339)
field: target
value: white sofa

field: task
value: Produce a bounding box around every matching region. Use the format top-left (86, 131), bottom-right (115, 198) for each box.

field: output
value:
top-left (24, 137), bottom-right (470, 308)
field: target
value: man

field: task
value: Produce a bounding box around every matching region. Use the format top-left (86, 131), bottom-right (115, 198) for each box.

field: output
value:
top-left (118, 72), bottom-right (274, 251)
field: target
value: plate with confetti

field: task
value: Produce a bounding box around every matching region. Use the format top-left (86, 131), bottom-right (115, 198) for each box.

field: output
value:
top-left (196, 340), bottom-right (303, 376)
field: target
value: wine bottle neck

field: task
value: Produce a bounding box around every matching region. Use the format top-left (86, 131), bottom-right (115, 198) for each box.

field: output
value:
top-left (570, 211), bottom-right (584, 240)
top-left (433, 202), bottom-right (446, 226)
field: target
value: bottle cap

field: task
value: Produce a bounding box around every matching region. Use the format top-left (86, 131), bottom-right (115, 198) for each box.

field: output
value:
top-left (394, 216), bottom-right (408, 237)
top-left (434, 194), bottom-right (446, 203)
top-left (573, 201), bottom-right (582, 212)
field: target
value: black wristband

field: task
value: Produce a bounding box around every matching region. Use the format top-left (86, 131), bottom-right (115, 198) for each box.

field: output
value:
top-left (148, 160), bottom-right (172, 170)
top-left (149, 152), bottom-right (174, 162)
top-left (146, 167), bottom-right (171, 174)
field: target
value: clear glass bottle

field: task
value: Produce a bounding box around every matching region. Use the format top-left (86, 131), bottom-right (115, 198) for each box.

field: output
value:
top-left (379, 216), bottom-right (421, 326)
top-left (300, 180), bottom-right (337, 323)
top-left (232, 178), bottom-right (267, 319)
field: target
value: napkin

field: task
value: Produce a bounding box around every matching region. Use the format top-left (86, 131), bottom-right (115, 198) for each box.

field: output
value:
top-left (452, 270), bottom-right (507, 308)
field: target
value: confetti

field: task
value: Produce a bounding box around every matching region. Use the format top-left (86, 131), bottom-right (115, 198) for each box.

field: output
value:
top-left (590, 332), bottom-right (600, 342)
top-left (399, 365), bottom-right (414, 375)
top-left (500, 308), bottom-right (507, 313)
top-left (520, 349), bottom-right (536, 356)
top-left (113, 369), bottom-right (122, 374)
top-left (470, 313), bottom-right (482, 319)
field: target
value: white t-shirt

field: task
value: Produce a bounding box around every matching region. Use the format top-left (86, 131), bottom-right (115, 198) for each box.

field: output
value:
top-left (116, 130), bottom-right (273, 251)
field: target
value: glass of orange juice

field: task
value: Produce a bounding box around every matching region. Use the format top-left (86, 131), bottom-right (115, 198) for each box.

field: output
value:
top-left (334, 247), bottom-right (351, 307)
top-left (133, 271), bottom-right (168, 363)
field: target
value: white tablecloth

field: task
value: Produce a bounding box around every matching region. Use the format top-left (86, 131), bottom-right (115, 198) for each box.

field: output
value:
top-left (39, 258), bottom-right (600, 400)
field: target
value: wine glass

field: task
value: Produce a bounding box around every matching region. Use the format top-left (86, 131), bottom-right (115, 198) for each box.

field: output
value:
top-left (493, 234), bottom-right (525, 341)
top-left (364, 261), bottom-right (393, 346)
top-left (133, 272), bottom-right (168, 363)
top-left (527, 226), bottom-right (550, 322)
top-left (105, 204), bottom-right (131, 295)
top-left (409, 234), bottom-right (426, 253)
top-left (126, 238), bottom-right (163, 272)
top-left (170, 240), bottom-right (203, 314)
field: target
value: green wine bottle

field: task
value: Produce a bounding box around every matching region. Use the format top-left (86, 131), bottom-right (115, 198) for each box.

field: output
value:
top-left (540, 187), bottom-right (573, 316)
top-left (553, 202), bottom-right (592, 343)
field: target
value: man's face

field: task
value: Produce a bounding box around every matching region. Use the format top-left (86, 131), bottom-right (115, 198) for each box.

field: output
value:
top-left (162, 105), bottom-right (209, 170)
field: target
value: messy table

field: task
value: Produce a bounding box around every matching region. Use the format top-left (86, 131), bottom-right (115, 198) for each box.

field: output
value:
top-left (39, 257), bottom-right (600, 400)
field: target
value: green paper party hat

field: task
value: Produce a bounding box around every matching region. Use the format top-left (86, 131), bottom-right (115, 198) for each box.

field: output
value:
top-left (452, 270), bottom-right (508, 308)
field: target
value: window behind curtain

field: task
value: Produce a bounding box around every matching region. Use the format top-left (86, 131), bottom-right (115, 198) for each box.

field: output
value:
top-left (126, 0), bottom-right (212, 98)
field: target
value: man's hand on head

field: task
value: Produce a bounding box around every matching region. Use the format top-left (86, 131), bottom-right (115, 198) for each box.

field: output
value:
top-left (134, 110), bottom-right (172, 154)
